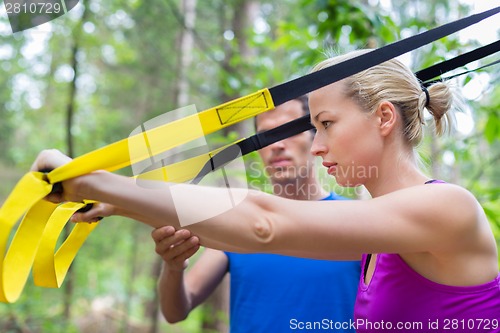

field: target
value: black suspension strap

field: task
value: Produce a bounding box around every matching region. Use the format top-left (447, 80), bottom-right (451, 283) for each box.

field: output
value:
top-left (191, 38), bottom-right (500, 184)
top-left (416, 39), bottom-right (500, 84)
top-left (269, 7), bottom-right (500, 105)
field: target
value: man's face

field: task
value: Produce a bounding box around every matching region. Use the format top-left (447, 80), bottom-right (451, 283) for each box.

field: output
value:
top-left (255, 99), bottom-right (314, 184)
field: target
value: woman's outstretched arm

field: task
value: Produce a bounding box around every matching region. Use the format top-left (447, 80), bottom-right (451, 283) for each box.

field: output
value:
top-left (32, 150), bottom-right (486, 261)
top-left (59, 169), bottom-right (483, 262)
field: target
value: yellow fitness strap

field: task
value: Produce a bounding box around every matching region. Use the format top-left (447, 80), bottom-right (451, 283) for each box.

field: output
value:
top-left (0, 89), bottom-right (273, 303)
top-left (31, 139), bottom-right (243, 290)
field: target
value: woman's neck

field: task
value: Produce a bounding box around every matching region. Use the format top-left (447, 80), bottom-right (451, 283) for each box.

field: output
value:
top-left (365, 151), bottom-right (429, 198)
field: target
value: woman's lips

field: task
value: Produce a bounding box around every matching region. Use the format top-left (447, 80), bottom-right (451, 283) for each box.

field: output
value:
top-left (322, 162), bottom-right (338, 175)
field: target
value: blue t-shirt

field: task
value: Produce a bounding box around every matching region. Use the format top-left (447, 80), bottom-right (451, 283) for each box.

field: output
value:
top-left (225, 193), bottom-right (360, 332)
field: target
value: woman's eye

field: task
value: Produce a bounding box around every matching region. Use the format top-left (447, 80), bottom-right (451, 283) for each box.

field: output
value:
top-left (322, 121), bottom-right (331, 129)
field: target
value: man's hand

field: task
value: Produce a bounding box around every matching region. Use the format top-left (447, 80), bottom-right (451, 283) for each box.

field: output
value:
top-left (152, 226), bottom-right (200, 271)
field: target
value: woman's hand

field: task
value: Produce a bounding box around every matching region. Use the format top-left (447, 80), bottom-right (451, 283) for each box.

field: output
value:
top-left (30, 149), bottom-right (87, 203)
top-left (30, 149), bottom-right (72, 173)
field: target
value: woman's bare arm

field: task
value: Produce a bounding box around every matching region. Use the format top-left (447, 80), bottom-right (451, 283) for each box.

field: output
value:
top-left (71, 170), bottom-right (485, 260)
top-left (32, 149), bottom-right (488, 260)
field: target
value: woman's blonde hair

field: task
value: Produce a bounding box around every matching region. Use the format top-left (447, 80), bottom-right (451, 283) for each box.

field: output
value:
top-left (312, 49), bottom-right (458, 147)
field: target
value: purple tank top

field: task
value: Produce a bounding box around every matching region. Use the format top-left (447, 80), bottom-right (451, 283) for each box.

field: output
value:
top-left (355, 254), bottom-right (500, 332)
top-left (354, 180), bottom-right (500, 332)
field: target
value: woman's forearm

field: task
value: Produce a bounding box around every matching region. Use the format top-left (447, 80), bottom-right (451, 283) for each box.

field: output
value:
top-left (77, 171), bottom-right (277, 252)
top-left (76, 171), bottom-right (178, 226)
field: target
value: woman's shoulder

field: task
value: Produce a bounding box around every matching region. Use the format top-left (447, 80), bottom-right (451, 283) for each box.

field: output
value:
top-left (387, 181), bottom-right (478, 205)
top-left (419, 181), bottom-right (478, 206)
top-left (384, 182), bottom-right (484, 230)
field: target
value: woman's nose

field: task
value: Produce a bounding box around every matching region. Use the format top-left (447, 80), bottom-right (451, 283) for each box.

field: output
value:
top-left (310, 134), bottom-right (327, 157)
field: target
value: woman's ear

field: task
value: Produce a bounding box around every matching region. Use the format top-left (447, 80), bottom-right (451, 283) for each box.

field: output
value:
top-left (376, 101), bottom-right (398, 137)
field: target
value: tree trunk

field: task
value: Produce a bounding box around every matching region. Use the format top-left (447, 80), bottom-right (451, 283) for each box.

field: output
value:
top-left (220, 0), bottom-right (259, 139)
top-left (143, 1), bottom-right (198, 332)
top-left (199, 2), bottom-right (260, 332)
top-left (175, 0), bottom-right (197, 108)
top-left (62, 0), bottom-right (89, 328)
top-left (145, 257), bottom-right (163, 333)
top-left (122, 223), bottom-right (140, 333)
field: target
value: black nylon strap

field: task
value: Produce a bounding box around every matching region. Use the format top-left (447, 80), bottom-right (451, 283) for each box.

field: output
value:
top-left (193, 55), bottom-right (500, 184)
top-left (190, 115), bottom-right (312, 184)
top-left (269, 6), bottom-right (500, 106)
top-left (206, 39), bottom-right (500, 168)
top-left (237, 115), bottom-right (313, 155)
top-left (416, 39), bottom-right (500, 85)
top-left (422, 58), bottom-right (500, 87)
top-left (192, 48), bottom-right (500, 183)
top-left (189, 7), bottom-right (500, 183)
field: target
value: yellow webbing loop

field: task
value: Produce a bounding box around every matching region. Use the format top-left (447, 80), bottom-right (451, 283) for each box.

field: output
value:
top-left (31, 141), bottom-right (240, 290)
top-left (33, 201), bottom-right (97, 288)
top-left (47, 89), bottom-right (273, 182)
top-left (0, 172), bottom-right (53, 302)
top-left (0, 89), bottom-right (273, 303)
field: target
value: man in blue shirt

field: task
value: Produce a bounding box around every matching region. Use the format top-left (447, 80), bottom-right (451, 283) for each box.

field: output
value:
top-left (151, 96), bottom-right (360, 332)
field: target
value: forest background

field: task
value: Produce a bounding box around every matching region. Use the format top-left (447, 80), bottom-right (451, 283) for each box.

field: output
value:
top-left (0, 0), bottom-right (499, 332)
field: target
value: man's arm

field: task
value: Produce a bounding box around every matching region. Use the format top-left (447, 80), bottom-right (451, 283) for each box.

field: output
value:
top-left (152, 227), bottom-right (228, 323)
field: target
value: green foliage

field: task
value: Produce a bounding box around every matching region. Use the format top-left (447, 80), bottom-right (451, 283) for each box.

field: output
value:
top-left (483, 85), bottom-right (500, 144)
top-left (301, 0), bottom-right (398, 46)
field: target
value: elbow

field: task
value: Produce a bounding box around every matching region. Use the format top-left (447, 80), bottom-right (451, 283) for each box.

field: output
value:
top-left (159, 296), bottom-right (191, 324)
top-left (252, 215), bottom-right (276, 249)
top-left (248, 193), bottom-right (279, 250)
top-left (163, 310), bottom-right (188, 324)
top-left (165, 317), bottom-right (185, 324)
